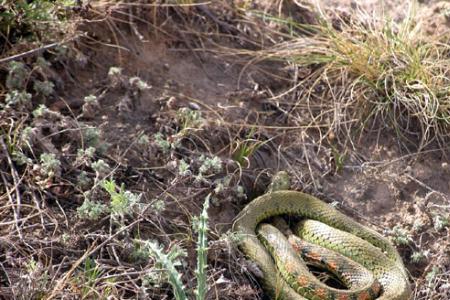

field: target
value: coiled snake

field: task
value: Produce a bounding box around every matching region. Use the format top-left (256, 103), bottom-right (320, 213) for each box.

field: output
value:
top-left (232, 174), bottom-right (411, 300)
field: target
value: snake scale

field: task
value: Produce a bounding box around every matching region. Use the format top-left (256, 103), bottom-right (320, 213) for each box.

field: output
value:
top-left (233, 189), bottom-right (412, 299)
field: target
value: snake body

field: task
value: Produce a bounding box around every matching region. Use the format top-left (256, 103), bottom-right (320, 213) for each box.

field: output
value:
top-left (232, 190), bottom-right (411, 300)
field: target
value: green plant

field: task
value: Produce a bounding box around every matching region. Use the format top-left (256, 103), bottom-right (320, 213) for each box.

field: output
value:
top-left (20, 126), bottom-right (33, 145)
top-left (194, 156), bottom-right (223, 184)
top-left (232, 128), bottom-right (265, 167)
top-left (101, 179), bottom-right (141, 218)
top-left (178, 159), bottom-right (191, 176)
top-left (6, 61), bottom-right (28, 90)
top-left (80, 257), bottom-right (102, 298)
top-left (411, 250), bottom-right (428, 264)
top-left (192, 194), bottom-right (210, 300)
top-left (76, 171), bottom-right (91, 190)
top-left (32, 104), bottom-right (51, 118)
top-left (330, 145), bottom-right (346, 173)
top-left (146, 241), bottom-right (188, 300)
top-left (107, 66), bottom-right (123, 87)
top-left (176, 107), bottom-right (203, 133)
top-left (137, 133), bottom-right (150, 147)
top-left (108, 67), bottom-right (122, 77)
top-left (0, 0), bottom-right (77, 44)
top-left (433, 215), bottom-right (449, 231)
top-left (20, 258), bottom-right (49, 299)
top-left (39, 152), bottom-right (61, 177)
top-left (391, 225), bottom-right (411, 246)
top-left (154, 132), bottom-right (179, 154)
top-left (90, 159), bottom-right (110, 178)
top-left (35, 56), bottom-right (51, 69)
top-left (151, 199), bottom-right (166, 213)
top-left (412, 218), bottom-right (426, 233)
top-left (76, 147), bottom-right (96, 166)
top-left (12, 150), bottom-right (31, 166)
top-left (4, 90), bottom-right (32, 108)
top-left (81, 126), bottom-right (108, 153)
top-left (33, 80), bottom-right (54, 96)
top-left (426, 266), bottom-right (441, 286)
top-left (82, 127), bottom-right (100, 146)
top-left (145, 194), bottom-right (210, 300)
top-left (198, 155), bottom-right (222, 175)
top-left (77, 198), bottom-right (108, 220)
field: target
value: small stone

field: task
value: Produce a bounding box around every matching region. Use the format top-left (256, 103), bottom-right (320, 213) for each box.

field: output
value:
top-left (328, 131), bottom-right (335, 141)
top-left (166, 96), bottom-right (178, 110)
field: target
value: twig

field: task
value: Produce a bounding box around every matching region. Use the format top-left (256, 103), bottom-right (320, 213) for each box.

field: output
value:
top-left (0, 137), bottom-right (23, 240)
top-left (0, 36), bottom-right (80, 65)
top-left (197, 4), bottom-right (238, 34)
top-left (0, 171), bottom-right (22, 240)
top-left (405, 173), bottom-right (449, 201)
top-left (45, 218), bottom-right (142, 300)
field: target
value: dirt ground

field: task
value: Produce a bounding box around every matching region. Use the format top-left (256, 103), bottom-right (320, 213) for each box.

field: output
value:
top-left (1, 1), bottom-right (450, 299)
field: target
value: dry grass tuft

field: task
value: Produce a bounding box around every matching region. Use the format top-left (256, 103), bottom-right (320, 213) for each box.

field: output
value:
top-left (235, 2), bottom-right (450, 150)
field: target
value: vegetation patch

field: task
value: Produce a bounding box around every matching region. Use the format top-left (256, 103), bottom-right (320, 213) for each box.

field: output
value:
top-left (0, 1), bottom-right (449, 300)
top-left (236, 2), bottom-right (450, 150)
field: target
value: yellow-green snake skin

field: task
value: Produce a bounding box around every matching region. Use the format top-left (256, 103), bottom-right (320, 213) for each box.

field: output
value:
top-left (233, 191), bottom-right (412, 300)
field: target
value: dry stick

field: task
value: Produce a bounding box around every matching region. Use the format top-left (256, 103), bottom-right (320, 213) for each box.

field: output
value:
top-left (0, 171), bottom-right (22, 240)
top-left (45, 218), bottom-right (142, 300)
top-left (0, 138), bottom-right (23, 215)
top-left (30, 190), bottom-right (47, 231)
top-left (0, 211), bottom-right (44, 226)
top-left (0, 137), bottom-right (23, 239)
top-left (0, 35), bottom-right (81, 65)
top-left (197, 4), bottom-right (238, 34)
top-left (405, 173), bottom-right (449, 201)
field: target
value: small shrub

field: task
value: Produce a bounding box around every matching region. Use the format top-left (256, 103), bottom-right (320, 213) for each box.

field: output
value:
top-left (0, 0), bottom-right (78, 45)
top-left (433, 215), bottom-right (449, 231)
top-left (6, 61), bottom-right (28, 90)
top-left (145, 241), bottom-right (188, 300)
top-left (75, 147), bottom-right (96, 166)
top-left (76, 171), bottom-right (91, 190)
top-left (3, 90), bottom-right (32, 108)
top-left (32, 104), bottom-right (50, 118)
top-left (198, 155), bottom-right (222, 175)
top-left (178, 159), bottom-right (191, 176)
top-left (12, 150), bottom-right (32, 166)
top-left (411, 250), bottom-right (428, 264)
top-left (82, 126), bottom-right (103, 149)
top-left (176, 107), bottom-right (203, 132)
top-left (391, 225), bottom-right (411, 246)
top-left (101, 179), bottom-right (141, 218)
top-left (150, 199), bottom-right (166, 213)
top-left (192, 194), bottom-right (210, 300)
top-left (33, 80), bottom-right (54, 96)
top-left (77, 198), bottom-right (108, 221)
top-left (108, 67), bottom-right (123, 87)
top-left (154, 132), bottom-right (174, 153)
top-left (39, 152), bottom-right (61, 177)
top-left (91, 159), bottom-right (110, 178)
